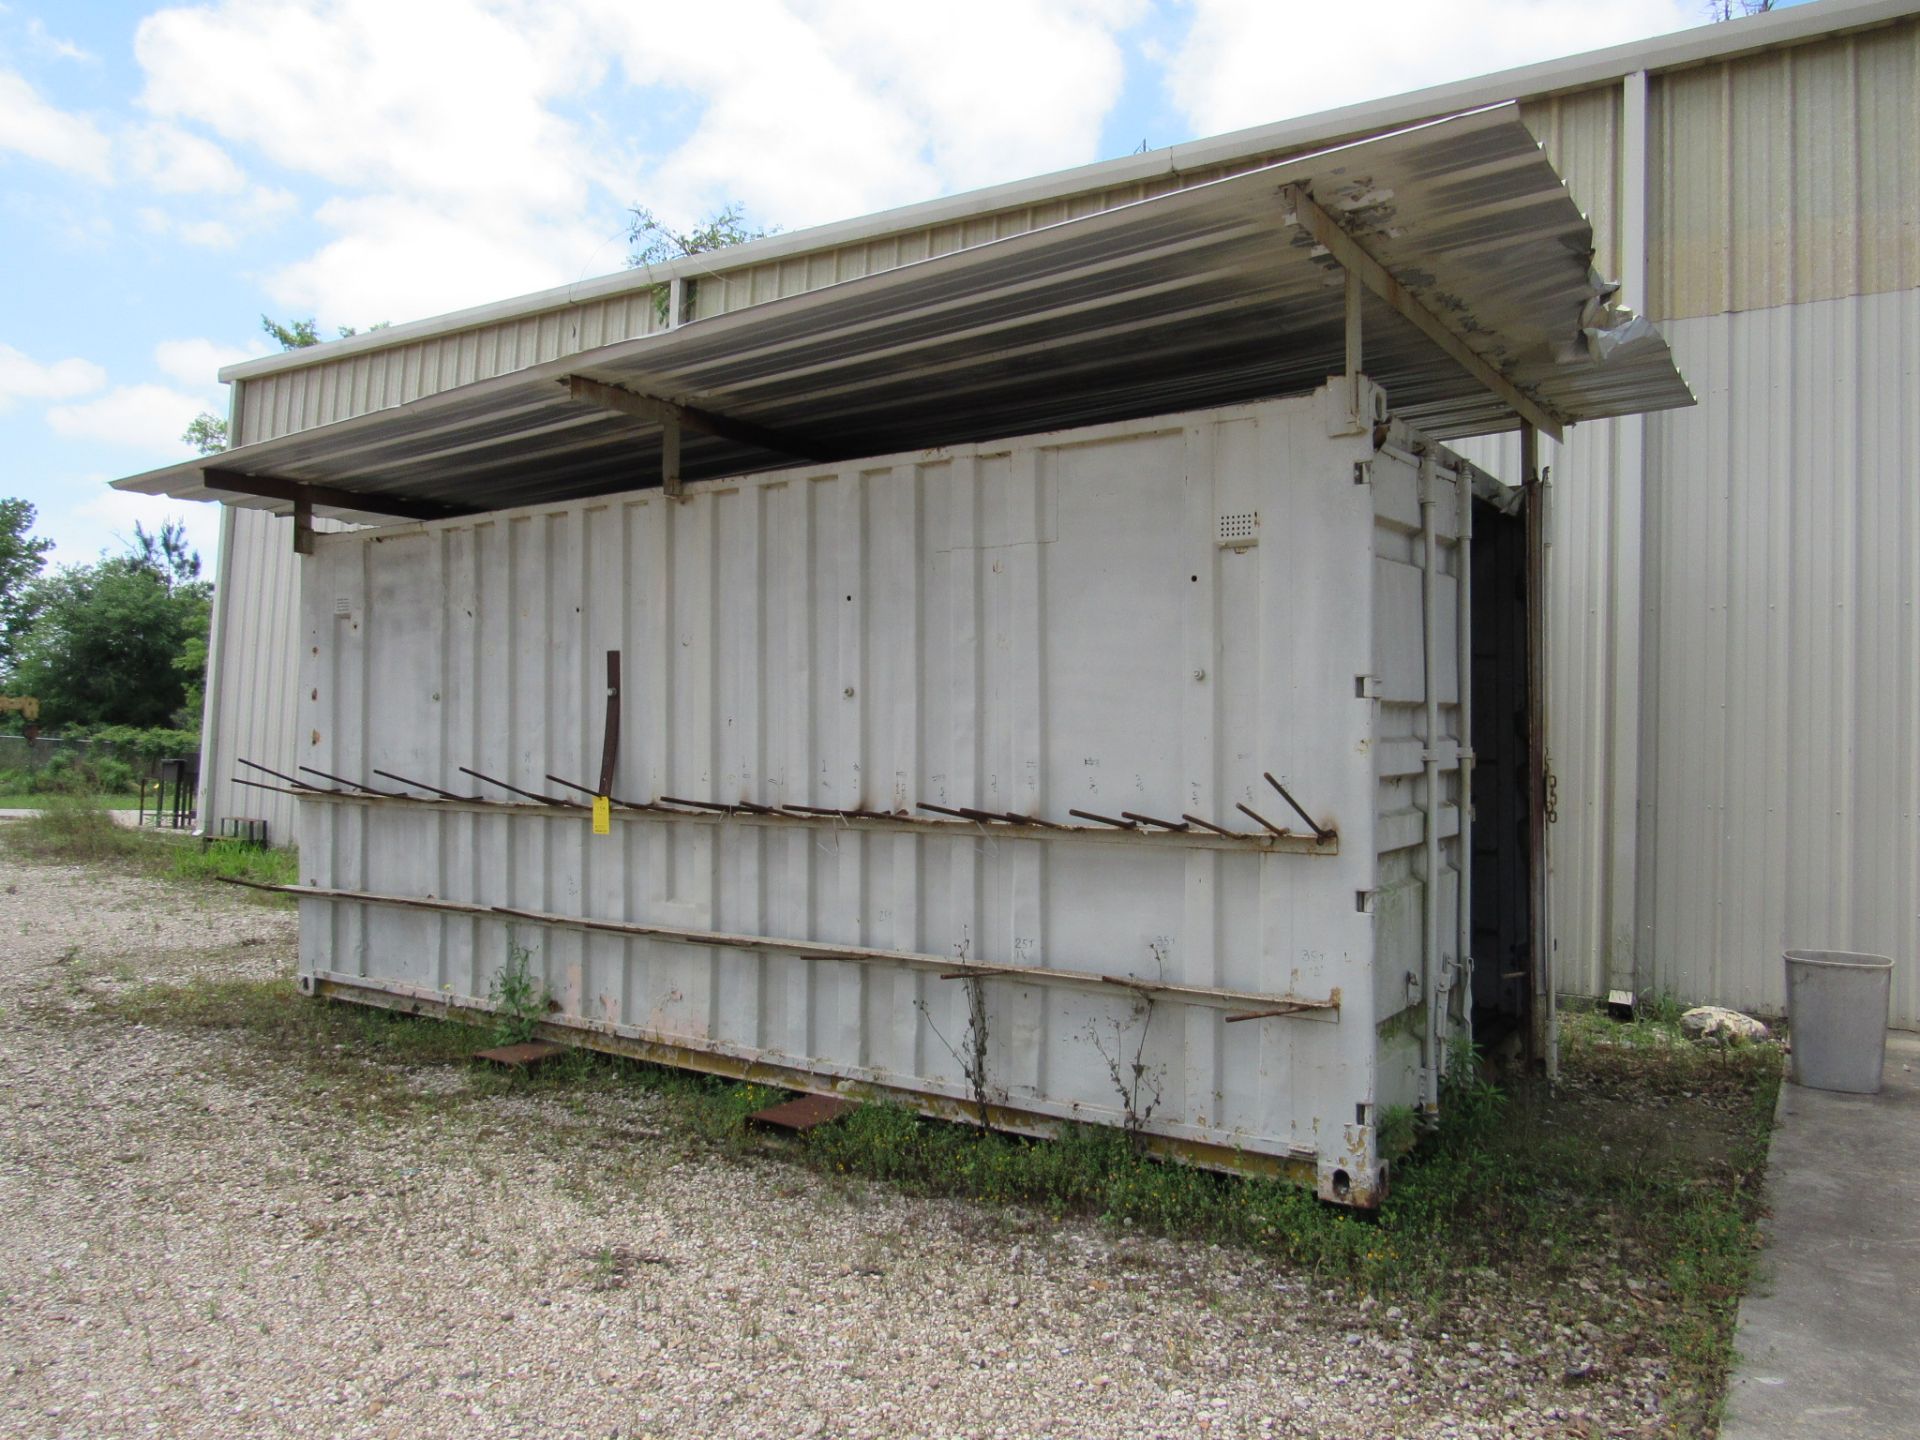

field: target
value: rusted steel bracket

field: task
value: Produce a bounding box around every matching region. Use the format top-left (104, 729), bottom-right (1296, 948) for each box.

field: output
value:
top-left (597, 650), bottom-right (621, 798)
top-left (201, 466), bottom-right (474, 522)
top-left (1281, 185), bottom-right (1565, 442)
top-left (561, 375), bottom-right (830, 470)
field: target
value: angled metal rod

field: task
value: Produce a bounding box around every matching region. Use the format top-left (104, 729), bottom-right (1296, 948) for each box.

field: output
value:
top-left (659, 795), bottom-right (735, 813)
top-left (1001, 811), bottom-right (1067, 830)
top-left (916, 802), bottom-right (982, 822)
top-left (237, 756), bottom-right (313, 789)
top-left (783, 802), bottom-right (895, 821)
top-left (298, 764), bottom-right (404, 798)
top-left (1235, 802), bottom-right (1290, 838)
top-left (373, 768), bottom-right (477, 802)
top-left (458, 766), bottom-right (584, 808)
top-left (1069, 808), bottom-right (1138, 830)
top-left (1263, 772), bottom-right (1333, 843)
top-left (1224, 1002), bottom-right (1317, 1023)
top-left (234, 774), bottom-right (338, 797)
top-left (596, 651), bottom-right (622, 797)
top-left (1181, 812), bottom-right (1240, 838)
top-left (544, 773), bottom-right (653, 811)
top-left (1121, 810), bottom-right (1190, 831)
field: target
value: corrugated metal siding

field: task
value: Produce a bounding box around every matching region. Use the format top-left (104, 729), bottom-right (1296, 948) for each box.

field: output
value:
top-left (1442, 290), bottom-right (1920, 1031)
top-left (1650, 15), bottom-right (1920, 320)
top-left (1640, 290), bottom-right (1920, 1026)
top-left (236, 293), bottom-right (667, 447)
top-left (295, 391), bottom-right (1465, 1184)
top-left (202, 507), bottom-right (347, 845)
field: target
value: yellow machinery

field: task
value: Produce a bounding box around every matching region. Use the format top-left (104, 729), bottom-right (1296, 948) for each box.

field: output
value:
top-left (0, 695), bottom-right (39, 722)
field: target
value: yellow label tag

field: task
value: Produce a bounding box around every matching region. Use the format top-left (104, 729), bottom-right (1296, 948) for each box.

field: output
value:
top-left (592, 795), bottom-right (611, 835)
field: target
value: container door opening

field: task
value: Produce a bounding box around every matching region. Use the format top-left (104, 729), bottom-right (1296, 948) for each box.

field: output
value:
top-left (1469, 493), bottom-right (1533, 1054)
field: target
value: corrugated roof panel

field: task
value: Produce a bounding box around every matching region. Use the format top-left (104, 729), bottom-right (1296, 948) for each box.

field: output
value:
top-left (117, 107), bottom-right (1692, 522)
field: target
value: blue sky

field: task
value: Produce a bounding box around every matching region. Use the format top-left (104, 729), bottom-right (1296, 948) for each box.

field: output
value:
top-left (0, 0), bottom-right (1770, 571)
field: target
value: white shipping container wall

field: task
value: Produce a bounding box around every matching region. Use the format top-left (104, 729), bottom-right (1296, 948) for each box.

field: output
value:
top-left (296, 387), bottom-right (1470, 1201)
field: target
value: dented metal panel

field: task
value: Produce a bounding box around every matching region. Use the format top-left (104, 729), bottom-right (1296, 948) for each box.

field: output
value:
top-left (294, 384), bottom-right (1468, 1200)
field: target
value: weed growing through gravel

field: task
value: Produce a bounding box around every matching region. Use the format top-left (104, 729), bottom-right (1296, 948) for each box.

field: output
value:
top-left (487, 930), bottom-right (552, 1047)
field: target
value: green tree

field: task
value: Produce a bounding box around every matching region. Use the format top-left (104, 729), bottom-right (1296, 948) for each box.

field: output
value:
top-left (625, 204), bottom-right (776, 321)
top-left (8, 521), bottom-right (211, 728)
top-left (0, 498), bottom-right (54, 676)
top-left (262, 314), bottom-right (389, 350)
top-left (625, 203), bottom-right (773, 267)
top-left (183, 413), bottom-right (228, 454)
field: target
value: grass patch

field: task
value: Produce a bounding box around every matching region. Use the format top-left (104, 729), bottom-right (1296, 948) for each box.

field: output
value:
top-left (0, 791), bottom-right (143, 810)
top-left (169, 838), bottom-right (299, 889)
top-left (2, 795), bottom-right (148, 862)
top-left (2, 797), bottom-right (298, 898)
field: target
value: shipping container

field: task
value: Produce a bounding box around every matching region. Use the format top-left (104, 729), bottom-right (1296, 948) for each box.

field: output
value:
top-left (291, 378), bottom-right (1533, 1207)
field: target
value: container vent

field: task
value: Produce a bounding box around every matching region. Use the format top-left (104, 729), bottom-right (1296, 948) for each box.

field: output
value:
top-left (1217, 511), bottom-right (1259, 549)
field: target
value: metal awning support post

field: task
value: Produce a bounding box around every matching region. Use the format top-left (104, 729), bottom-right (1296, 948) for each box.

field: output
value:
top-left (291, 497), bottom-right (314, 556)
top-left (1283, 184), bottom-right (1566, 442)
top-left (661, 417), bottom-right (682, 497)
top-left (1344, 265), bottom-right (1365, 423)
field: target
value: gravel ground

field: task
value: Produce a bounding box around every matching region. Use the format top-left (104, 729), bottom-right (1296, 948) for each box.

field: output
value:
top-left (0, 848), bottom-right (1671, 1439)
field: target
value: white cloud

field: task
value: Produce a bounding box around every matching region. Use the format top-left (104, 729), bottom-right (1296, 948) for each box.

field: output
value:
top-left (138, 206), bottom-right (240, 249)
top-left (128, 0), bottom-right (1143, 325)
top-left (590, 0), bottom-right (1143, 226)
top-left (0, 68), bottom-right (111, 180)
top-left (153, 338), bottom-right (262, 387)
top-left (1163, 1), bottom-right (1702, 136)
top-left (125, 121), bottom-right (246, 194)
top-left (64, 486), bottom-right (222, 569)
top-left (269, 193), bottom-right (602, 326)
top-left (45, 384), bottom-right (210, 454)
top-left (136, 1), bottom-right (600, 211)
top-left (26, 18), bottom-right (96, 64)
top-left (0, 342), bottom-right (106, 409)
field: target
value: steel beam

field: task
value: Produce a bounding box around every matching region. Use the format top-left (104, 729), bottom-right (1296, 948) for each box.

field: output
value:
top-left (200, 467), bottom-right (474, 521)
top-left (1283, 185), bottom-right (1566, 442)
top-left (562, 374), bottom-right (826, 463)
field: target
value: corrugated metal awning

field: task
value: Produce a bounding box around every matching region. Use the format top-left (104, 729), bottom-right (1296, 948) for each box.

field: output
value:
top-left (114, 104), bottom-right (1692, 522)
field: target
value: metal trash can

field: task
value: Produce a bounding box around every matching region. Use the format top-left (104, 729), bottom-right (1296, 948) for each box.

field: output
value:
top-left (1783, 949), bottom-right (1894, 1094)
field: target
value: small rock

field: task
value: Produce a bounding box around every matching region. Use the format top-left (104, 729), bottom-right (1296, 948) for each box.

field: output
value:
top-left (1680, 1005), bottom-right (1770, 1044)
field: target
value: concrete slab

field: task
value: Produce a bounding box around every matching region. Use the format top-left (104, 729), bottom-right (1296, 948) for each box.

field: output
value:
top-left (1721, 1030), bottom-right (1920, 1439)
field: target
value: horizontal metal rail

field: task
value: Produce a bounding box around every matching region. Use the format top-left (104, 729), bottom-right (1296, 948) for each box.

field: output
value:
top-left (245, 781), bottom-right (1339, 856)
top-left (233, 878), bottom-right (1339, 1021)
top-left (304, 969), bottom-right (1323, 1183)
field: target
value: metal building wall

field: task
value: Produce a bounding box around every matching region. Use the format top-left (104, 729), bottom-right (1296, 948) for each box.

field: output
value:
top-left (1640, 291), bottom-right (1920, 1026)
top-left (199, 507), bottom-right (345, 846)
